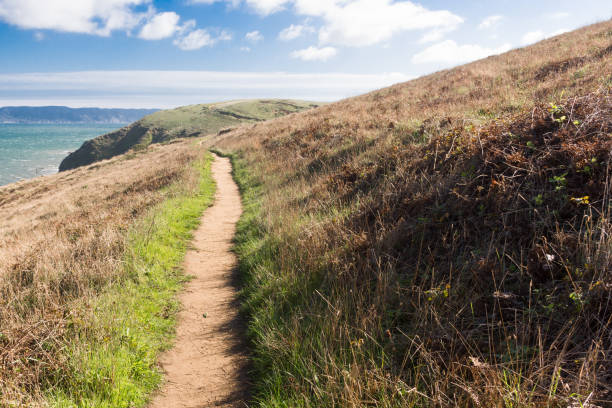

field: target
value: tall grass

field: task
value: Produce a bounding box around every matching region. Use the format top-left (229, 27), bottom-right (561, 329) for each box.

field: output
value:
top-left (0, 146), bottom-right (215, 406)
top-left (216, 20), bottom-right (612, 407)
top-left (45, 153), bottom-right (216, 407)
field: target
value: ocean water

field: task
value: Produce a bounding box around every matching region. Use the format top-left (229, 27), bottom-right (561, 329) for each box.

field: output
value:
top-left (0, 124), bottom-right (123, 186)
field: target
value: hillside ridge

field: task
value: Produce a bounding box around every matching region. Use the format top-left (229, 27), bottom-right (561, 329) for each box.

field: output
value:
top-left (59, 99), bottom-right (319, 171)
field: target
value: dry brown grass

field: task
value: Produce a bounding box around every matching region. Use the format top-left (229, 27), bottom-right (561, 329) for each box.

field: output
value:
top-left (215, 20), bottom-right (612, 407)
top-left (0, 140), bottom-right (205, 404)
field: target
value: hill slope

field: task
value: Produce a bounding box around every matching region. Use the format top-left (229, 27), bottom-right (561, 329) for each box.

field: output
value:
top-left (213, 20), bottom-right (612, 407)
top-left (0, 137), bottom-right (219, 405)
top-left (0, 106), bottom-right (158, 124)
top-left (59, 99), bottom-right (319, 171)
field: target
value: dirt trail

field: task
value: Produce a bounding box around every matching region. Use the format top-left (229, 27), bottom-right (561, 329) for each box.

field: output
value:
top-left (149, 155), bottom-right (248, 408)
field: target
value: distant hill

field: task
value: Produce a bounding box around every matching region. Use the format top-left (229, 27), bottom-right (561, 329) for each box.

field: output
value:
top-left (59, 99), bottom-right (320, 171)
top-left (0, 106), bottom-right (159, 124)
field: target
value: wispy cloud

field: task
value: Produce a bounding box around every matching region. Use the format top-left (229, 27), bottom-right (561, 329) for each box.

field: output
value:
top-left (290, 46), bottom-right (337, 61)
top-left (174, 29), bottom-right (214, 50)
top-left (478, 15), bottom-right (503, 30)
top-left (245, 30), bottom-right (263, 43)
top-left (278, 23), bottom-right (314, 41)
top-left (548, 11), bottom-right (570, 19)
top-left (412, 40), bottom-right (511, 65)
top-left (0, 70), bottom-right (413, 108)
top-left (520, 28), bottom-right (570, 45)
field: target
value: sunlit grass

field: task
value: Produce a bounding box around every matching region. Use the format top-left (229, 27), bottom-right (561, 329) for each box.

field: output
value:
top-left (45, 154), bottom-right (215, 407)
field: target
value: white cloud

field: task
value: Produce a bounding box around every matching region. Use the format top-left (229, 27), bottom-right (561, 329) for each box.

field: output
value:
top-left (296, 0), bottom-right (464, 47)
top-left (240, 46), bottom-right (251, 52)
top-left (0, 70), bottom-right (413, 108)
top-left (173, 28), bottom-right (232, 50)
top-left (138, 12), bottom-right (180, 40)
top-left (173, 29), bottom-right (214, 50)
top-left (194, 0), bottom-right (289, 15)
top-left (478, 15), bottom-right (502, 30)
top-left (549, 11), bottom-right (570, 19)
top-left (418, 26), bottom-right (456, 44)
top-left (412, 40), bottom-right (511, 64)
top-left (290, 46), bottom-right (337, 61)
top-left (521, 30), bottom-right (545, 45)
top-left (218, 30), bottom-right (233, 41)
top-left (550, 28), bottom-right (570, 36)
top-left (520, 27), bottom-right (572, 46)
top-left (191, 0), bottom-right (463, 47)
top-left (33, 31), bottom-right (45, 41)
top-left (279, 23), bottom-right (313, 41)
top-left (245, 30), bottom-right (263, 43)
top-left (0, 0), bottom-right (150, 36)
top-left (0, 0), bottom-right (233, 51)
top-left (190, 0), bottom-right (281, 14)
top-left (244, 0), bottom-right (289, 15)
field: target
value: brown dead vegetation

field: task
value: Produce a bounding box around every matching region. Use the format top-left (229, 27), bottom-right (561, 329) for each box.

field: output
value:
top-left (0, 141), bottom-right (204, 404)
top-left (214, 20), bottom-right (612, 407)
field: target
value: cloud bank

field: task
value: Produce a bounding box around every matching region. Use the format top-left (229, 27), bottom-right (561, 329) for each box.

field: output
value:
top-left (0, 70), bottom-right (413, 108)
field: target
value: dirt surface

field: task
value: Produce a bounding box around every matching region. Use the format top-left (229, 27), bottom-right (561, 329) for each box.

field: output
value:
top-left (149, 155), bottom-right (249, 408)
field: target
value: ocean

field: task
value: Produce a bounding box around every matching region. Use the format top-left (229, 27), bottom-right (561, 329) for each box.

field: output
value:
top-left (0, 124), bottom-right (123, 186)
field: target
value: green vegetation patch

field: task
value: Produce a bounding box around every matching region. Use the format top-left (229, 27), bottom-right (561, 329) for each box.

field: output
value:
top-left (60, 99), bottom-right (320, 171)
top-left (218, 151), bottom-right (375, 407)
top-left (46, 153), bottom-right (216, 407)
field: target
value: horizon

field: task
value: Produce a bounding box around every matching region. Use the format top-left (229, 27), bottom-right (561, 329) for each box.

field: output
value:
top-left (1, 1), bottom-right (611, 108)
top-left (0, 104), bottom-right (162, 110)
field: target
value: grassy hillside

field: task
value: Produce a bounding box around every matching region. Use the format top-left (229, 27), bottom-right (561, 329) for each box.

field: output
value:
top-left (213, 21), bottom-right (612, 407)
top-left (59, 99), bottom-right (319, 171)
top-left (0, 141), bottom-right (216, 406)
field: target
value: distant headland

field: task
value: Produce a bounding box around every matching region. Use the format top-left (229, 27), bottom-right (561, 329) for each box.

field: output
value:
top-left (0, 106), bottom-right (159, 124)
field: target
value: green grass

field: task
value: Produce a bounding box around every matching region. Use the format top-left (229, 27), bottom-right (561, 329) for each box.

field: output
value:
top-left (141, 99), bottom-right (320, 133)
top-left (60, 99), bottom-right (321, 171)
top-left (45, 153), bottom-right (216, 408)
top-left (215, 150), bottom-right (330, 407)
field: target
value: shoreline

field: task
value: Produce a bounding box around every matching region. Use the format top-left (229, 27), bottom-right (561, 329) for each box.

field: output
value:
top-left (0, 122), bottom-right (124, 187)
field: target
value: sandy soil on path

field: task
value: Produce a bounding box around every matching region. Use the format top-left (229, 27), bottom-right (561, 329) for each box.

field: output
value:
top-left (149, 155), bottom-right (249, 408)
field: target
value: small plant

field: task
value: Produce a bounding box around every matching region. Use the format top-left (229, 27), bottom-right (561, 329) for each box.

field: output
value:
top-left (569, 291), bottom-right (586, 309)
top-left (573, 68), bottom-right (587, 79)
top-left (549, 103), bottom-right (562, 115)
top-left (534, 194), bottom-right (544, 206)
top-left (549, 173), bottom-right (568, 191)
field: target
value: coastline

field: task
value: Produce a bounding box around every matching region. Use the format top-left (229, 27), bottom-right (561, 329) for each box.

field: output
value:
top-left (0, 123), bottom-right (124, 186)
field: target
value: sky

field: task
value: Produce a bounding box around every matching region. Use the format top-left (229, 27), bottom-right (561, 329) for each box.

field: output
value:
top-left (0, 0), bottom-right (610, 108)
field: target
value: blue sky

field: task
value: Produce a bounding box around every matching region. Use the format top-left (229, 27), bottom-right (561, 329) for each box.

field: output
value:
top-left (0, 0), bottom-right (610, 108)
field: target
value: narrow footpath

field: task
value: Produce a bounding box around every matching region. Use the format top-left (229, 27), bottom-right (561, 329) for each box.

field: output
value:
top-left (150, 155), bottom-right (248, 408)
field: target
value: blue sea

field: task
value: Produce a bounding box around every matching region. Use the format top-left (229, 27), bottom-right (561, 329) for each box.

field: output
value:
top-left (0, 124), bottom-right (123, 186)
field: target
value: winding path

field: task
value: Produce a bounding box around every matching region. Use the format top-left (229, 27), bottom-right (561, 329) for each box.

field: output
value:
top-left (149, 155), bottom-right (249, 408)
